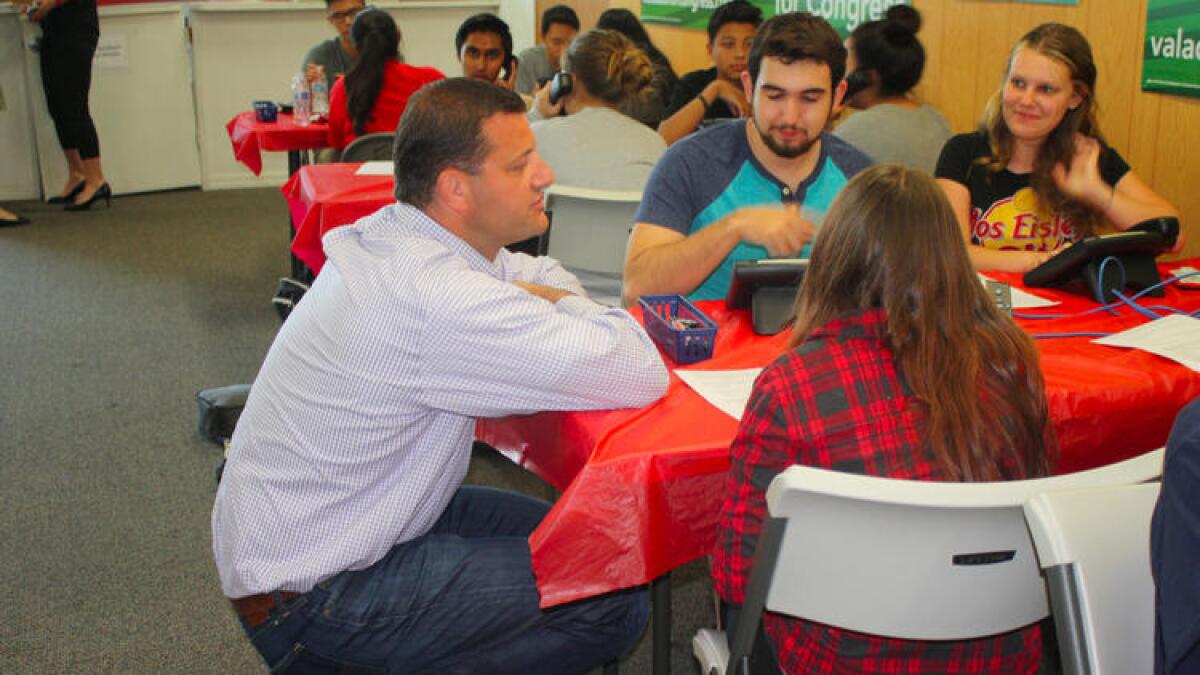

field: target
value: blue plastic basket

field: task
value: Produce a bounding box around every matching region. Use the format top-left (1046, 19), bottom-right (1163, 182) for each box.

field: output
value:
top-left (639, 294), bottom-right (718, 364)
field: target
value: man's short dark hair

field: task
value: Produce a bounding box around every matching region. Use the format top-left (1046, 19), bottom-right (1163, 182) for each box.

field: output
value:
top-left (706, 0), bottom-right (762, 44)
top-left (393, 78), bottom-right (526, 208)
top-left (747, 12), bottom-right (846, 89)
top-left (541, 4), bottom-right (580, 36)
top-left (455, 13), bottom-right (513, 60)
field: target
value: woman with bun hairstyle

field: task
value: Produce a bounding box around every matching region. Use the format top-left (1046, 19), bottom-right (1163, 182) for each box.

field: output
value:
top-left (326, 8), bottom-right (443, 150)
top-left (529, 29), bottom-right (667, 191)
top-left (834, 5), bottom-right (950, 173)
top-left (714, 165), bottom-right (1056, 674)
top-left (596, 8), bottom-right (678, 128)
top-left (936, 23), bottom-right (1179, 273)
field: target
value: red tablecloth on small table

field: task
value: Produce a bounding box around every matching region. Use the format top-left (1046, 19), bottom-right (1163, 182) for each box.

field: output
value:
top-left (226, 111), bottom-right (330, 176)
top-left (476, 272), bottom-right (1200, 607)
top-left (282, 163), bottom-right (395, 274)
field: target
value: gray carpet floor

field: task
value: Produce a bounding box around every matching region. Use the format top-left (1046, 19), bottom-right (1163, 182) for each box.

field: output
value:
top-left (0, 188), bottom-right (713, 674)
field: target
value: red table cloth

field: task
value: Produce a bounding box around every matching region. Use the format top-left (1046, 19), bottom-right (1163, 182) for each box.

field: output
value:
top-left (276, 159), bottom-right (1200, 607)
top-left (226, 111), bottom-right (330, 176)
top-left (476, 273), bottom-right (1200, 607)
top-left (282, 163), bottom-right (394, 274)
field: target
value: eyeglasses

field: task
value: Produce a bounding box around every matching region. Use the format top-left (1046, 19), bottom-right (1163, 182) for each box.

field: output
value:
top-left (327, 6), bottom-right (364, 23)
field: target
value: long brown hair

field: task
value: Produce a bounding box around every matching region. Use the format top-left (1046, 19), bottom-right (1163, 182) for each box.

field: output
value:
top-left (791, 165), bottom-right (1056, 481)
top-left (981, 23), bottom-right (1102, 236)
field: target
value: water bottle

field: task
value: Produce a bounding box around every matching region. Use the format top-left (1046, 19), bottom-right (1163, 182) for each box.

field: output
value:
top-left (292, 73), bottom-right (311, 127)
top-left (311, 66), bottom-right (329, 119)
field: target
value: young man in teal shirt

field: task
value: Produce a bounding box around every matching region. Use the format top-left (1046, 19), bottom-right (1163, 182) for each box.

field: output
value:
top-left (624, 12), bottom-right (871, 304)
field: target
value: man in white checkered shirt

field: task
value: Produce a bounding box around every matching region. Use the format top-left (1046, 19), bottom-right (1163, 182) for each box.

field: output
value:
top-left (212, 77), bottom-right (669, 674)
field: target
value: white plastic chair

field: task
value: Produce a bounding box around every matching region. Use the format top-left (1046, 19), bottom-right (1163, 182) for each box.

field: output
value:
top-left (543, 185), bottom-right (642, 276)
top-left (693, 448), bottom-right (1165, 675)
top-left (1023, 481), bottom-right (1161, 675)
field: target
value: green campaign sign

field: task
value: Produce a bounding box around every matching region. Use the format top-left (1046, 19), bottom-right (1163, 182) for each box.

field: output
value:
top-left (641, 0), bottom-right (910, 38)
top-left (1143, 0), bottom-right (1200, 97)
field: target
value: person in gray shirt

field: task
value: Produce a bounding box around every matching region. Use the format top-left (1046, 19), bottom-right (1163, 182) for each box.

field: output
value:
top-left (301, 0), bottom-right (365, 91)
top-left (529, 30), bottom-right (666, 191)
top-left (833, 5), bottom-right (950, 174)
top-left (514, 4), bottom-right (579, 95)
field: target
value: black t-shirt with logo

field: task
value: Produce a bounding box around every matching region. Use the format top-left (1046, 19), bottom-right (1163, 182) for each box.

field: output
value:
top-left (935, 131), bottom-right (1130, 251)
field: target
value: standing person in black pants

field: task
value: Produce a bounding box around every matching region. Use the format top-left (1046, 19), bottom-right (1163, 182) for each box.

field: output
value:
top-left (25, 0), bottom-right (110, 210)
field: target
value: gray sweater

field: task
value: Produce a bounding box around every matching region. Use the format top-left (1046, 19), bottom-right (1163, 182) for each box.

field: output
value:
top-left (531, 107), bottom-right (666, 191)
top-left (833, 103), bottom-right (952, 174)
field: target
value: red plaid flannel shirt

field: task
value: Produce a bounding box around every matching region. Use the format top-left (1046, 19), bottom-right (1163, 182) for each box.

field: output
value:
top-left (712, 309), bottom-right (1043, 674)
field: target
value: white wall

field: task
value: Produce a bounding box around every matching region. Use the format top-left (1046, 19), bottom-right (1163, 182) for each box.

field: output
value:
top-left (0, 8), bottom-right (42, 201)
top-left (18, 3), bottom-right (201, 198)
top-left (5, 0), bottom-right (535, 198)
top-left (190, 0), bottom-right (500, 190)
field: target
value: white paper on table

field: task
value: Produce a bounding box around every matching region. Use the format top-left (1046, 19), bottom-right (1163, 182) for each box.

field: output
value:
top-left (978, 274), bottom-right (1058, 309)
top-left (355, 161), bottom-right (393, 176)
top-left (1169, 266), bottom-right (1200, 288)
top-left (675, 368), bottom-right (763, 420)
top-left (1093, 314), bottom-right (1200, 372)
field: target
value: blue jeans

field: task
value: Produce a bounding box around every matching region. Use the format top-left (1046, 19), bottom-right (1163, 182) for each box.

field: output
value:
top-left (239, 486), bottom-right (649, 674)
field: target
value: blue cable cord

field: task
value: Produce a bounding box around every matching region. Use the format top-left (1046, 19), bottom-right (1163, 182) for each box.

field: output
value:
top-left (1015, 263), bottom-right (1200, 321)
top-left (1022, 259), bottom-right (1200, 339)
top-left (1097, 256), bottom-right (1126, 315)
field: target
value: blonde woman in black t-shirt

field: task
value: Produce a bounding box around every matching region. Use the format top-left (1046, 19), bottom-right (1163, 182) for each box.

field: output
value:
top-left (935, 23), bottom-right (1179, 273)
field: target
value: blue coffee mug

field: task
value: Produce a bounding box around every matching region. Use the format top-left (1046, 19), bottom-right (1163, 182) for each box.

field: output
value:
top-left (253, 100), bottom-right (279, 123)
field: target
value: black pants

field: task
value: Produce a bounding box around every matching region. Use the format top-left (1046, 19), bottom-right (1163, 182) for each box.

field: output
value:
top-left (40, 28), bottom-right (100, 159)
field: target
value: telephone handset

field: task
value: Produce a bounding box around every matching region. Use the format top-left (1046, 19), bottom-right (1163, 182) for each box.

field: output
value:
top-left (842, 70), bottom-right (871, 101)
top-left (500, 53), bottom-right (518, 82)
top-left (548, 72), bottom-right (574, 105)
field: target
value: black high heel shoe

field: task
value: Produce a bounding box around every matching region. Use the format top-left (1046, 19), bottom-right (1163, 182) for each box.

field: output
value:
top-left (65, 183), bottom-right (112, 212)
top-left (47, 181), bottom-right (86, 205)
top-left (0, 212), bottom-right (31, 227)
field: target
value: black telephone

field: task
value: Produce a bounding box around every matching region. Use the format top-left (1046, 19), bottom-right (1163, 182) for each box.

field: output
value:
top-left (548, 72), bottom-right (574, 105)
top-left (500, 53), bottom-right (518, 82)
top-left (1023, 217), bottom-right (1180, 303)
top-left (842, 70), bottom-right (871, 101)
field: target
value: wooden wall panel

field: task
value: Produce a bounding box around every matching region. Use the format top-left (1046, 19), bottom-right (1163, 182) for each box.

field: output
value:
top-left (628, 0), bottom-right (1200, 258)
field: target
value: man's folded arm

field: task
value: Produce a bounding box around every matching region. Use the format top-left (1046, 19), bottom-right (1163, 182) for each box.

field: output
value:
top-left (418, 269), bottom-right (669, 417)
top-left (506, 250), bottom-right (586, 296)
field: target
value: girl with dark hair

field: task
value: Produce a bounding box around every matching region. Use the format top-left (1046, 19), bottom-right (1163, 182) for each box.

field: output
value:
top-left (936, 23), bottom-right (1179, 273)
top-left (834, 5), bottom-right (950, 173)
top-left (714, 165), bottom-right (1057, 673)
top-left (530, 29), bottom-right (666, 191)
top-left (596, 8), bottom-right (678, 127)
top-left (326, 8), bottom-right (443, 150)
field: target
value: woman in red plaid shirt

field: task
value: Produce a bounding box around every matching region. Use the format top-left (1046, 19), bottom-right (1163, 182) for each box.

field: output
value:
top-left (713, 164), bottom-right (1058, 674)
